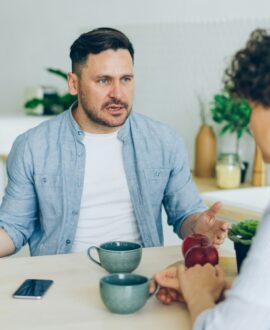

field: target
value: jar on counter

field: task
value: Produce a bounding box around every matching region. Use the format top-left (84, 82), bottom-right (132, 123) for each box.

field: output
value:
top-left (216, 153), bottom-right (241, 189)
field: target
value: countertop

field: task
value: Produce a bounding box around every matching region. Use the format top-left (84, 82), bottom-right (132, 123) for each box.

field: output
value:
top-left (193, 176), bottom-right (261, 222)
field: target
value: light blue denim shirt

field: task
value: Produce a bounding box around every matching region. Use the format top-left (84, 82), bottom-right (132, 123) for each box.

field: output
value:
top-left (0, 107), bottom-right (206, 256)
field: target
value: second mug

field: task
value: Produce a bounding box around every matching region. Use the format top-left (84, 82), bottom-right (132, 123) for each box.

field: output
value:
top-left (87, 241), bottom-right (142, 273)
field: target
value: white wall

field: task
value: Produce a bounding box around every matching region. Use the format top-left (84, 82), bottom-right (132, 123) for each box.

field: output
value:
top-left (1, 0), bottom-right (270, 169)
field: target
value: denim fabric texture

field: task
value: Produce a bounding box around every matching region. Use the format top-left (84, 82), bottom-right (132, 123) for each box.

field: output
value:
top-left (0, 107), bottom-right (206, 256)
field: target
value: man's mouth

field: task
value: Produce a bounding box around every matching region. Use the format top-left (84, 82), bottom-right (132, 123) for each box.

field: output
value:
top-left (103, 102), bottom-right (128, 114)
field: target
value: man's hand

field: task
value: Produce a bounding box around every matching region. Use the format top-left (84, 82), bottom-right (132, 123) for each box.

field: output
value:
top-left (150, 266), bottom-right (185, 305)
top-left (0, 228), bottom-right (15, 257)
top-left (193, 202), bottom-right (229, 246)
top-left (181, 202), bottom-right (229, 247)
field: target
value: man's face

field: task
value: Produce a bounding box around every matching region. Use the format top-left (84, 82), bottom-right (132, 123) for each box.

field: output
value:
top-left (68, 49), bottom-right (134, 133)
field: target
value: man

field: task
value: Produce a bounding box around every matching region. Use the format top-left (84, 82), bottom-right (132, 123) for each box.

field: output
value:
top-left (0, 27), bottom-right (228, 257)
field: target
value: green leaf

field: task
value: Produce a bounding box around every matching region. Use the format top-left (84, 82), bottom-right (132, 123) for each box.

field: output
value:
top-left (220, 123), bottom-right (231, 135)
top-left (210, 92), bottom-right (252, 146)
top-left (24, 68), bottom-right (75, 113)
top-left (46, 68), bottom-right (68, 80)
top-left (228, 219), bottom-right (259, 241)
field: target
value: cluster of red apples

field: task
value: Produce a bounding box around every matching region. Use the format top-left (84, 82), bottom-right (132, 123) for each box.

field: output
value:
top-left (182, 234), bottom-right (219, 268)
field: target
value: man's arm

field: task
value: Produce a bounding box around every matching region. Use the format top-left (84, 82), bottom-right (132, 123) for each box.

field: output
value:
top-left (0, 228), bottom-right (15, 257)
top-left (180, 212), bottom-right (200, 237)
top-left (0, 133), bottom-right (38, 255)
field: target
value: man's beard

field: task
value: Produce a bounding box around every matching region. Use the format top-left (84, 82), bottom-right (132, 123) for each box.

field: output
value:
top-left (80, 96), bottom-right (131, 128)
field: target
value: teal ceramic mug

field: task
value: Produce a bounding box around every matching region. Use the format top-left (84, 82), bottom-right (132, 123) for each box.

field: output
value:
top-left (100, 273), bottom-right (159, 314)
top-left (87, 241), bottom-right (142, 273)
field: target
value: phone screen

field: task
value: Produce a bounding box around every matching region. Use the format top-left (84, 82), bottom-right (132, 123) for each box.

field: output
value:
top-left (12, 279), bottom-right (53, 299)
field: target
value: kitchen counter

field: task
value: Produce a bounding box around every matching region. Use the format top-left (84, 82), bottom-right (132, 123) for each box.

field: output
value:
top-left (193, 176), bottom-right (261, 222)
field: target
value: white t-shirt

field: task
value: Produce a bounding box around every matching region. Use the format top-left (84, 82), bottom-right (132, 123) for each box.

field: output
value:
top-left (194, 202), bottom-right (270, 329)
top-left (72, 130), bottom-right (142, 253)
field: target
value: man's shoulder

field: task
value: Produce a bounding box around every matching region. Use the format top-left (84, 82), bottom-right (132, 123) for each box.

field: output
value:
top-left (13, 111), bottom-right (70, 148)
top-left (130, 112), bottom-right (180, 141)
top-left (20, 111), bottom-right (68, 137)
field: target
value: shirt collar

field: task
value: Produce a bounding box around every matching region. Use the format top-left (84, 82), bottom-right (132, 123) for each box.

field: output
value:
top-left (67, 101), bottom-right (131, 141)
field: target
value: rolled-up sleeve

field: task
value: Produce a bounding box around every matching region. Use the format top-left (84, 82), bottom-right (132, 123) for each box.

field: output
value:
top-left (0, 134), bottom-right (38, 252)
top-left (163, 135), bottom-right (206, 238)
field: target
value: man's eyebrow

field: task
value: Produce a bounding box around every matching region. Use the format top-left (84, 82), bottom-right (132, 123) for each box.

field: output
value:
top-left (96, 75), bottom-right (111, 79)
top-left (95, 74), bottom-right (134, 78)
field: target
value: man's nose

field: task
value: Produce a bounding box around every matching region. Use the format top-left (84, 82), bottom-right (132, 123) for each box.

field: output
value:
top-left (108, 81), bottom-right (123, 99)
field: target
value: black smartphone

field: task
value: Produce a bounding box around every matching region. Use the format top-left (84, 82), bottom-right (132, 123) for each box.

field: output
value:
top-left (12, 279), bottom-right (54, 299)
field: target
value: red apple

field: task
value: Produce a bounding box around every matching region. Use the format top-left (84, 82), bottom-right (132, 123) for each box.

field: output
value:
top-left (182, 234), bottom-right (210, 257)
top-left (184, 245), bottom-right (219, 268)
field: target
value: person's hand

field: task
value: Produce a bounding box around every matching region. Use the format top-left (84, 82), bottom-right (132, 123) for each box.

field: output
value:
top-left (150, 266), bottom-right (185, 305)
top-left (193, 202), bottom-right (230, 247)
top-left (179, 263), bottom-right (227, 305)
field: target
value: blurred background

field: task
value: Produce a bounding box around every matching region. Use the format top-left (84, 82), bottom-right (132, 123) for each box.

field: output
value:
top-left (1, 0), bottom-right (269, 171)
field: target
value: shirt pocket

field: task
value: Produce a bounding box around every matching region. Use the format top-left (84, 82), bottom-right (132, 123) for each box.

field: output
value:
top-left (34, 175), bottom-right (64, 218)
top-left (34, 175), bottom-right (63, 187)
top-left (144, 168), bottom-right (170, 205)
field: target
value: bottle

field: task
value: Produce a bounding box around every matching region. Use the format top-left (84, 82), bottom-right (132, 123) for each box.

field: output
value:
top-left (194, 125), bottom-right (217, 177)
top-left (252, 145), bottom-right (266, 186)
top-left (216, 153), bottom-right (241, 189)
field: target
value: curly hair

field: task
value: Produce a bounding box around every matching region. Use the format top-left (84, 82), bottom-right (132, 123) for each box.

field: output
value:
top-left (224, 28), bottom-right (270, 106)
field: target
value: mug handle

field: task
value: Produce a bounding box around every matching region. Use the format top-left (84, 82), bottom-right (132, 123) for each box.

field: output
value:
top-left (148, 279), bottom-right (160, 298)
top-left (87, 246), bottom-right (102, 267)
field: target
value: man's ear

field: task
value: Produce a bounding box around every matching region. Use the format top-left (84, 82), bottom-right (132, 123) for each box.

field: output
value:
top-left (67, 72), bottom-right (78, 95)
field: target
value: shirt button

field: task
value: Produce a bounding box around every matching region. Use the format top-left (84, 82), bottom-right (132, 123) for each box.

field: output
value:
top-left (155, 171), bottom-right (160, 177)
top-left (78, 131), bottom-right (83, 136)
top-left (42, 177), bottom-right (47, 183)
top-left (72, 210), bottom-right (78, 215)
top-left (66, 239), bottom-right (71, 245)
top-left (78, 152), bottom-right (82, 157)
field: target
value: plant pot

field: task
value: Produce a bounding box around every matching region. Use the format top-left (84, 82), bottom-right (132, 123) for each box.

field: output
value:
top-left (234, 242), bottom-right (251, 273)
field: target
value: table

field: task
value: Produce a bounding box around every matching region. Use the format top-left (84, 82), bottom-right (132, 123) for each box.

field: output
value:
top-left (0, 246), bottom-right (237, 330)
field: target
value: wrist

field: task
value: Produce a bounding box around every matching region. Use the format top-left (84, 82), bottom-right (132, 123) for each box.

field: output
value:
top-left (187, 291), bottom-right (215, 308)
top-left (186, 292), bottom-right (215, 325)
top-left (180, 213), bottom-right (200, 237)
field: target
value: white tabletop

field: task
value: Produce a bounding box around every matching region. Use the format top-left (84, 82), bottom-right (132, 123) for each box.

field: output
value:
top-left (0, 245), bottom-right (236, 330)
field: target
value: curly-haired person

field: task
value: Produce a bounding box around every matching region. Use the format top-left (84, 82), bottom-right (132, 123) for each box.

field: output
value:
top-left (152, 28), bottom-right (270, 330)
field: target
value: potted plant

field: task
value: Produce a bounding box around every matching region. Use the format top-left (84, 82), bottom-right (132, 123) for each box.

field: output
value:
top-left (211, 92), bottom-right (252, 183)
top-left (211, 92), bottom-right (251, 154)
top-left (24, 68), bottom-right (77, 115)
top-left (228, 219), bottom-right (259, 272)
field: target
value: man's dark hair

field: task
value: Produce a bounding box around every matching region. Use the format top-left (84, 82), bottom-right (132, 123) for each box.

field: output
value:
top-left (224, 28), bottom-right (270, 106)
top-left (70, 27), bottom-right (134, 75)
